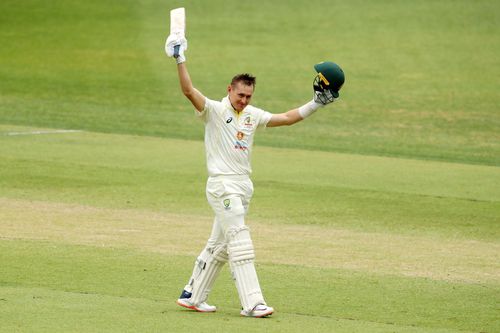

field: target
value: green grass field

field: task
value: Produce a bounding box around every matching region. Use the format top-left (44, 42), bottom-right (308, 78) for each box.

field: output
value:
top-left (1, 0), bottom-right (499, 332)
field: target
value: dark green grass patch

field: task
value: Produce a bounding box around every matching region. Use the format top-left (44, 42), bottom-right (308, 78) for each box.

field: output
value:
top-left (1, 0), bottom-right (499, 164)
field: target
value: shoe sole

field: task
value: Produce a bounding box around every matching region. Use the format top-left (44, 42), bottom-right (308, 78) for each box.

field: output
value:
top-left (241, 309), bottom-right (274, 318)
top-left (176, 300), bottom-right (216, 313)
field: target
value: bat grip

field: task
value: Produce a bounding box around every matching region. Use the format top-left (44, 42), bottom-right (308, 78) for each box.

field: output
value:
top-left (173, 45), bottom-right (180, 58)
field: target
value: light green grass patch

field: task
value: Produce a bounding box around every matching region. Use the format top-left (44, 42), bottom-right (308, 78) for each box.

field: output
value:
top-left (1, 125), bottom-right (498, 240)
top-left (0, 126), bottom-right (498, 331)
top-left (2, 197), bottom-right (498, 283)
top-left (1, 240), bottom-right (498, 333)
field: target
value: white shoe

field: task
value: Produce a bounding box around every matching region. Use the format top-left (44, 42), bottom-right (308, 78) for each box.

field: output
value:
top-left (240, 304), bottom-right (274, 318)
top-left (176, 298), bottom-right (217, 312)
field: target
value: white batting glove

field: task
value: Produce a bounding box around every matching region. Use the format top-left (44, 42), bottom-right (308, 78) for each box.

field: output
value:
top-left (165, 35), bottom-right (188, 64)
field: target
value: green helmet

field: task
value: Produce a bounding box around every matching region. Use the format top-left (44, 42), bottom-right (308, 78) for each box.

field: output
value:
top-left (313, 61), bottom-right (345, 102)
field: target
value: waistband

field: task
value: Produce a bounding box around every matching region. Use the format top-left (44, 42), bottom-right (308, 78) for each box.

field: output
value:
top-left (208, 174), bottom-right (250, 181)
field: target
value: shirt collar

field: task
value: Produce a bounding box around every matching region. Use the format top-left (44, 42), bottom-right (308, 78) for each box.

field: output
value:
top-left (222, 95), bottom-right (243, 114)
top-left (222, 96), bottom-right (232, 109)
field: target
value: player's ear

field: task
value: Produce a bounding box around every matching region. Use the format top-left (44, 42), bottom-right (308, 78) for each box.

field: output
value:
top-left (227, 85), bottom-right (232, 93)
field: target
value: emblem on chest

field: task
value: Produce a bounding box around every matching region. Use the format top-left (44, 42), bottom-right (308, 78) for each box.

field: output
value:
top-left (243, 116), bottom-right (253, 128)
top-left (234, 131), bottom-right (248, 151)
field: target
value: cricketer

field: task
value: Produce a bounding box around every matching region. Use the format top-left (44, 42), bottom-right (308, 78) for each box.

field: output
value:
top-left (165, 23), bottom-right (344, 318)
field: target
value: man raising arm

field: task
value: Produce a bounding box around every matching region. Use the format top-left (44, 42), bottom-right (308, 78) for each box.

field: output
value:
top-left (166, 31), bottom-right (344, 318)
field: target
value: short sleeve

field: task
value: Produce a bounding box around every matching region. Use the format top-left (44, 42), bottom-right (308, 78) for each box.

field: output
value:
top-left (195, 97), bottom-right (215, 122)
top-left (252, 107), bottom-right (272, 129)
top-left (258, 111), bottom-right (273, 128)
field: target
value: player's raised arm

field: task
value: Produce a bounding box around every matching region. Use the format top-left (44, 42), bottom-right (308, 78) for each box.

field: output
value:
top-left (267, 61), bottom-right (345, 127)
top-left (175, 62), bottom-right (206, 112)
top-left (165, 7), bottom-right (205, 112)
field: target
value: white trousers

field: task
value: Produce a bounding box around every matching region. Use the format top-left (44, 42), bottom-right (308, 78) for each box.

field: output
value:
top-left (183, 175), bottom-right (266, 311)
top-left (205, 175), bottom-right (253, 247)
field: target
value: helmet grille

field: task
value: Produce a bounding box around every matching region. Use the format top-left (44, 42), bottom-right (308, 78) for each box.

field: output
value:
top-left (313, 75), bottom-right (336, 104)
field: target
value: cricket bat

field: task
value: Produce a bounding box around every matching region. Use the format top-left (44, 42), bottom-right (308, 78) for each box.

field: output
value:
top-left (170, 7), bottom-right (186, 58)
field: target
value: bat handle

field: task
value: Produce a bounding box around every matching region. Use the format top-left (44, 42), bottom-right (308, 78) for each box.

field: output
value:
top-left (173, 45), bottom-right (180, 58)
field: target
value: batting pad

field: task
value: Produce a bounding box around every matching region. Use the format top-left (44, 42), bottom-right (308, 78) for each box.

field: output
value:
top-left (188, 244), bottom-right (228, 305)
top-left (227, 226), bottom-right (265, 312)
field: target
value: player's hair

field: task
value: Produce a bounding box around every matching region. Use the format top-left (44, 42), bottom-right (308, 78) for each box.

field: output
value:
top-left (231, 73), bottom-right (256, 88)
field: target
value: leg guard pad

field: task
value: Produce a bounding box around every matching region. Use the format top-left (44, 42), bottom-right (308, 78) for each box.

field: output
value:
top-left (188, 244), bottom-right (228, 305)
top-left (227, 226), bottom-right (265, 312)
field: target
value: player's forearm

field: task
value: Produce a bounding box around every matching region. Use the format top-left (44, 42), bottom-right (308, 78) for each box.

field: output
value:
top-left (177, 63), bottom-right (195, 96)
top-left (284, 109), bottom-right (304, 125)
top-left (176, 63), bottom-right (205, 111)
top-left (268, 99), bottom-right (325, 127)
top-left (267, 109), bottom-right (302, 127)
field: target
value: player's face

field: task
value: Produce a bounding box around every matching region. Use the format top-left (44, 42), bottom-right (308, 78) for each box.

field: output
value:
top-left (228, 82), bottom-right (254, 112)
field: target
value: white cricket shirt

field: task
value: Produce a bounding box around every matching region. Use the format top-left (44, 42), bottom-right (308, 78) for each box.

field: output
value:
top-left (197, 96), bottom-right (272, 177)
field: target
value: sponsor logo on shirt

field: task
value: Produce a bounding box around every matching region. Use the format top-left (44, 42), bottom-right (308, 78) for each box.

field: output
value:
top-left (234, 141), bottom-right (248, 151)
top-left (226, 117), bottom-right (233, 123)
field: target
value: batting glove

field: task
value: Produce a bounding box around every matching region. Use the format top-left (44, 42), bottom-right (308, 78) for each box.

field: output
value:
top-left (165, 35), bottom-right (188, 64)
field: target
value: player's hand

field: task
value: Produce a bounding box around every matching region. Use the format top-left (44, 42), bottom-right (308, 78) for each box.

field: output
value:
top-left (313, 90), bottom-right (337, 105)
top-left (165, 35), bottom-right (188, 64)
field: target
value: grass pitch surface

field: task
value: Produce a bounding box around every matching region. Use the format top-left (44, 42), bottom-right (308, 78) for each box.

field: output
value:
top-left (0, 127), bottom-right (498, 332)
top-left (1, 0), bottom-right (499, 332)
